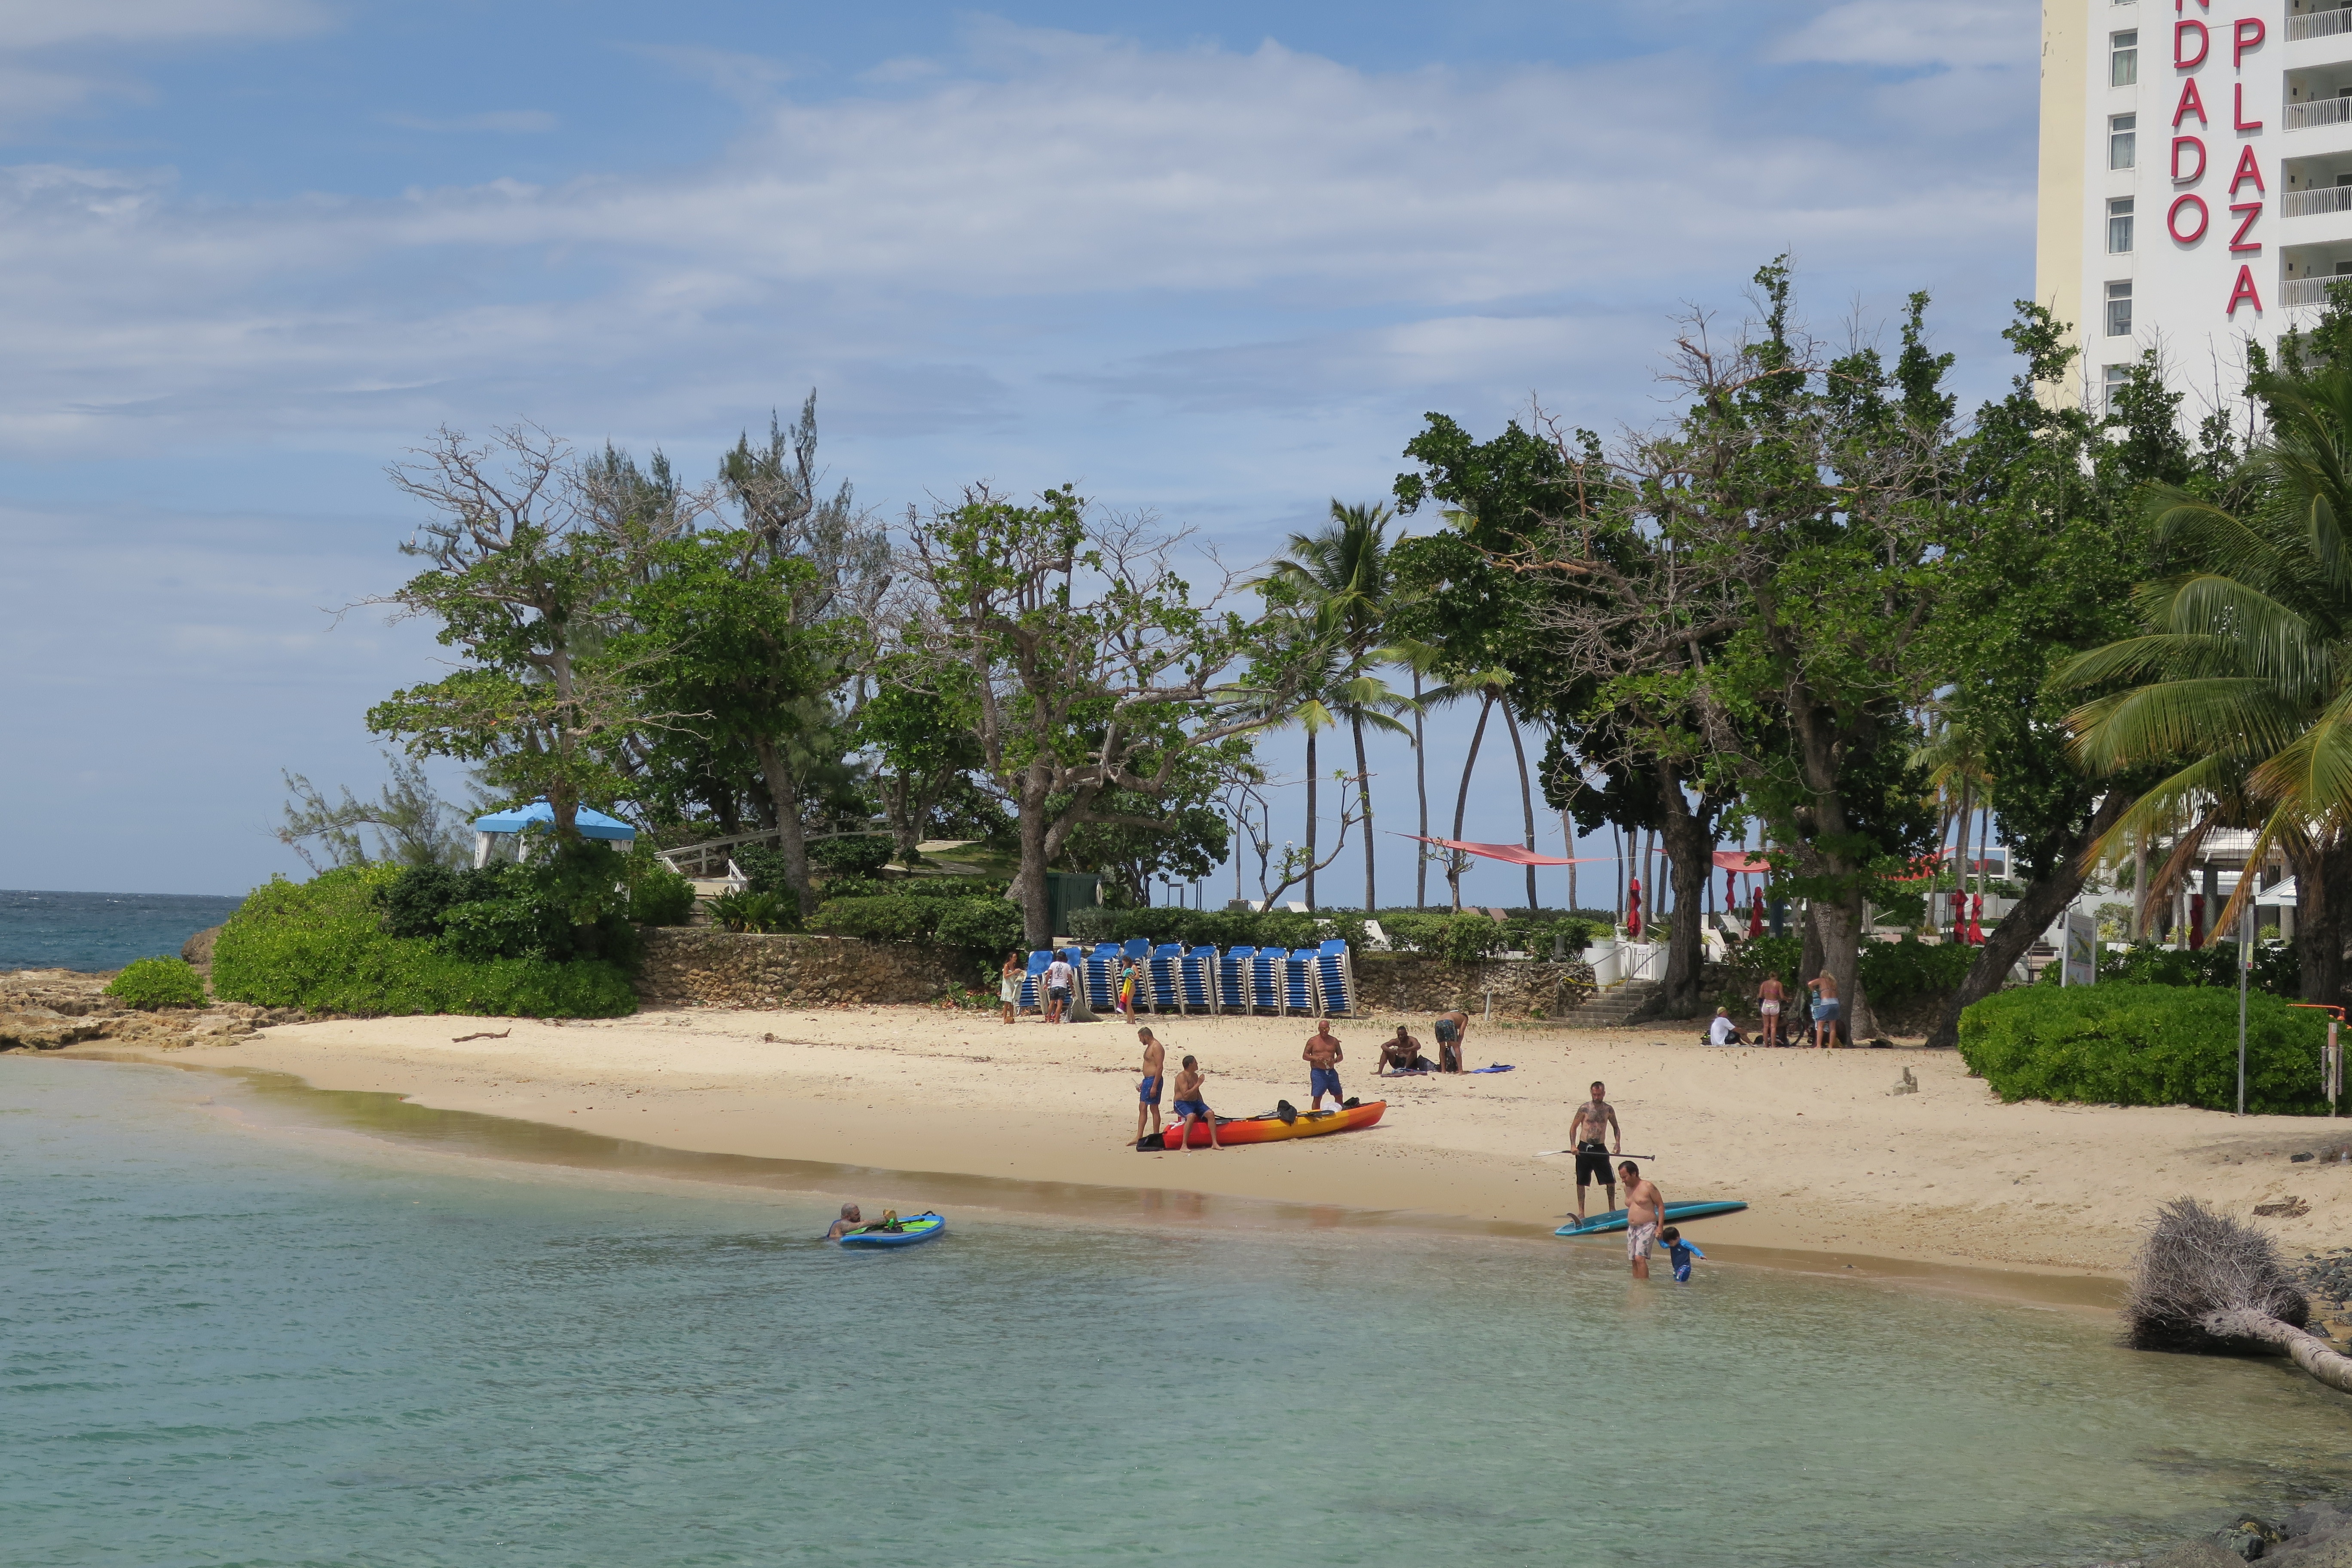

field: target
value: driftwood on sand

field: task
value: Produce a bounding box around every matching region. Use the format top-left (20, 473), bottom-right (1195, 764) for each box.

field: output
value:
top-left (2125, 1196), bottom-right (2352, 1395)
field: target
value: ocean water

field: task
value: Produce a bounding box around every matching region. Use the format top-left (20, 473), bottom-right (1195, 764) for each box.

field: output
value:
top-left (6, 1059), bottom-right (2349, 1568)
top-left (0, 888), bottom-right (245, 971)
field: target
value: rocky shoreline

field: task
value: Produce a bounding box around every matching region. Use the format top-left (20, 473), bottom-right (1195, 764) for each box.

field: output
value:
top-left (2112, 1496), bottom-right (2352, 1565)
top-left (0, 968), bottom-right (300, 1054)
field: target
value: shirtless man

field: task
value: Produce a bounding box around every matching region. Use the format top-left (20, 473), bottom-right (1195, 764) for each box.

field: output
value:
top-left (1808, 970), bottom-right (1841, 1048)
top-left (1043, 952), bottom-right (1075, 1025)
top-left (1376, 1025), bottom-right (1430, 1076)
top-left (1303, 1021), bottom-right (1345, 1109)
top-left (1567, 1081), bottom-right (1623, 1224)
top-left (1619, 1160), bottom-right (1664, 1280)
top-left (1135, 1027), bottom-right (1166, 1146)
top-left (1170, 1054), bottom-right (1222, 1152)
top-left (824, 1203), bottom-right (864, 1241)
top-left (1758, 972), bottom-right (1785, 1047)
top-left (1431, 1009), bottom-right (1470, 1073)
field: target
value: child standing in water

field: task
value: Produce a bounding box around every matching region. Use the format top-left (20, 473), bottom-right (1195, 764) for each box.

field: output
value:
top-left (1661, 1225), bottom-right (1704, 1283)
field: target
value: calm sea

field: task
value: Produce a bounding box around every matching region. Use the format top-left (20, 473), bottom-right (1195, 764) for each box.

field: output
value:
top-left (5, 1058), bottom-right (2349, 1567)
top-left (0, 888), bottom-right (245, 971)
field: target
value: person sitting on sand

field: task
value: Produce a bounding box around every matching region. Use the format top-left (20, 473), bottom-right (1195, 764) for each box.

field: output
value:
top-left (1758, 972), bottom-right (1785, 1046)
top-left (1303, 1021), bottom-right (1345, 1109)
top-left (1619, 1161), bottom-right (1664, 1280)
top-left (1661, 1225), bottom-right (1704, 1284)
top-left (824, 1203), bottom-right (864, 1240)
top-left (999, 952), bottom-right (1023, 1025)
top-left (1136, 1026), bottom-right (1166, 1145)
top-left (1807, 971), bottom-right (1840, 1048)
top-left (1377, 1025), bottom-right (1432, 1076)
top-left (1706, 1008), bottom-right (1744, 1046)
top-left (1432, 1009), bottom-right (1469, 1073)
top-left (1170, 1055), bottom-right (1221, 1152)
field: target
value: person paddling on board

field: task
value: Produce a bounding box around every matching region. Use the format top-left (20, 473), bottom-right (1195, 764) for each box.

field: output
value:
top-left (1303, 1021), bottom-right (1345, 1109)
top-left (1170, 1055), bottom-right (1222, 1152)
top-left (1567, 1081), bottom-right (1623, 1225)
top-left (824, 1203), bottom-right (864, 1241)
top-left (1432, 1009), bottom-right (1470, 1073)
top-left (1620, 1161), bottom-right (1664, 1280)
top-left (1377, 1025), bottom-right (1431, 1075)
top-left (1135, 1026), bottom-right (1166, 1146)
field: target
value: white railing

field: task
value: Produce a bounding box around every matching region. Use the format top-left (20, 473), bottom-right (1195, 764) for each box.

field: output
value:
top-left (2286, 184), bottom-right (2352, 216)
top-left (2288, 96), bottom-right (2352, 130)
top-left (2284, 276), bottom-right (2337, 307)
top-left (2290, 7), bottom-right (2352, 42)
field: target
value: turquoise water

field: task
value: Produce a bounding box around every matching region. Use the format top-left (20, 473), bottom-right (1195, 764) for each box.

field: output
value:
top-left (0, 888), bottom-right (242, 971)
top-left (6, 1060), bottom-right (2350, 1568)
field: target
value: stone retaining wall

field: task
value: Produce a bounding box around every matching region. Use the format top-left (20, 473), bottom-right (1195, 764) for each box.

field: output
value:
top-left (1351, 954), bottom-right (1598, 1020)
top-left (635, 928), bottom-right (976, 1009)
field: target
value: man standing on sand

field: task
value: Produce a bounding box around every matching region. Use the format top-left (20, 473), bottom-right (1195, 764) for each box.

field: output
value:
top-left (1567, 1081), bottom-right (1623, 1224)
top-left (1135, 1027), bottom-right (1165, 1146)
top-left (1044, 952), bottom-right (1074, 1025)
top-left (1808, 970), bottom-right (1840, 1048)
top-left (1620, 1160), bottom-right (1664, 1280)
top-left (1432, 1008), bottom-right (1470, 1073)
top-left (1303, 1021), bottom-right (1345, 1109)
top-left (1758, 972), bottom-right (1785, 1047)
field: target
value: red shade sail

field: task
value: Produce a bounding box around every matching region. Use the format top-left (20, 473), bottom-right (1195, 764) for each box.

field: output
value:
top-left (1395, 833), bottom-right (1614, 868)
top-left (1713, 851), bottom-right (1772, 875)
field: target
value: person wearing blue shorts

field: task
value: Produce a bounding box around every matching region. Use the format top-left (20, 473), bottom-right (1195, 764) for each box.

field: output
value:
top-left (1662, 1225), bottom-right (1705, 1283)
top-left (1170, 1055), bottom-right (1221, 1152)
top-left (1302, 1020), bottom-right (1345, 1109)
top-left (1135, 1027), bottom-right (1165, 1147)
top-left (1807, 971), bottom-right (1842, 1048)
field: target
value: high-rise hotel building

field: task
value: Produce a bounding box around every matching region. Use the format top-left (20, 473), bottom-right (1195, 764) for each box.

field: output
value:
top-left (2038, 0), bottom-right (2352, 404)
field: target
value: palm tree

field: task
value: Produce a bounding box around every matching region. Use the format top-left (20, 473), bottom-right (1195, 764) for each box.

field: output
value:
top-left (1260, 502), bottom-right (1415, 910)
top-left (1914, 716), bottom-right (1995, 939)
top-left (2061, 364), bottom-right (2352, 998)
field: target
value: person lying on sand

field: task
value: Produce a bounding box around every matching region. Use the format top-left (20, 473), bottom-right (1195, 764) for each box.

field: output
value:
top-left (1171, 1056), bottom-right (1221, 1152)
top-left (1303, 1022), bottom-right (1345, 1109)
top-left (1621, 1161), bottom-right (1663, 1280)
top-left (1136, 1027), bottom-right (1165, 1145)
top-left (1432, 1010), bottom-right (1469, 1073)
top-left (824, 1203), bottom-right (864, 1240)
top-left (1377, 1026), bottom-right (1432, 1076)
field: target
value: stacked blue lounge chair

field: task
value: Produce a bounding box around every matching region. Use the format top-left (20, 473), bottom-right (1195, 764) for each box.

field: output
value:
top-left (1220, 946), bottom-right (1255, 1014)
top-left (1179, 946), bottom-right (1216, 1013)
top-left (1250, 946), bottom-right (1284, 1014)
top-left (1017, 949), bottom-right (1051, 1012)
top-left (1283, 948), bottom-right (1319, 1014)
top-left (1148, 943), bottom-right (1183, 1011)
top-left (1084, 944), bottom-right (1121, 1011)
top-left (1314, 938), bottom-right (1353, 1016)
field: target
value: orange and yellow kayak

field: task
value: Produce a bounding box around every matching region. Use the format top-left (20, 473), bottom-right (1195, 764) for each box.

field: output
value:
top-left (1146, 1099), bottom-right (1385, 1151)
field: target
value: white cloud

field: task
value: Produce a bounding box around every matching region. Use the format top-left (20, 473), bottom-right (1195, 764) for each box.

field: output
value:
top-left (1769, 0), bottom-right (2037, 70)
top-left (383, 110), bottom-right (560, 134)
top-left (0, 0), bottom-right (325, 50)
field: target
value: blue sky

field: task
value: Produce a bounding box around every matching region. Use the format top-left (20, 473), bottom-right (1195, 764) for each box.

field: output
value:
top-left (0, 0), bottom-right (2040, 899)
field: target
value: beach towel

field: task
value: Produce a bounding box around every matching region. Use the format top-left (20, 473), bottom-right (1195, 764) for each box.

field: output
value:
top-left (1467, 1064), bottom-right (1516, 1074)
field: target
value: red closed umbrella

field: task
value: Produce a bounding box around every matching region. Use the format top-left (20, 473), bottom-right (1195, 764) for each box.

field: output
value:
top-left (2190, 892), bottom-right (2205, 950)
top-left (1748, 886), bottom-right (1764, 939)
top-left (1968, 892), bottom-right (1984, 946)
top-left (1627, 877), bottom-right (1642, 940)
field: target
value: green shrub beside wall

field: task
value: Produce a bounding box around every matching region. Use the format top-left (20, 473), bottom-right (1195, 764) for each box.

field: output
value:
top-left (1957, 983), bottom-right (2329, 1115)
top-left (212, 866), bottom-right (637, 1018)
top-left (807, 894), bottom-right (1023, 952)
top-left (107, 957), bottom-right (207, 1010)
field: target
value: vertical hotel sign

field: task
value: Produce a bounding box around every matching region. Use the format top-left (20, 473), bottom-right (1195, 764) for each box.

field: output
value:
top-left (2167, 0), bottom-right (2266, 318)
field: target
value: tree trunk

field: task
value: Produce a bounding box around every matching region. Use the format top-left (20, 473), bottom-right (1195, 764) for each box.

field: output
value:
top-left (1354, 713), bottom-right (1375, 913)
top-left (1305, 727), bottom-right (1319, 911)
top-left (2297, 834), bottom-right (2352, 1006)
top-left (2199, 1310), bottom-right (2352, 1395)
top-left (1798, 903), bottom-right (1824, 1005)
top-left (750, 738), bottom-right (817, 916)
top-left (1413, 670), bottom-right (1429, 909)
top-left (1810, 891), bottom-right (1874, 1041)
top-left (2131, 834), bottom-right (2149, 941)
top-left (1924, 790), bottom-right (2132, 1049)
top-left (1449, 693), bottom-right (1496, 912)
top-left (1613, 821), bottom-right (1625, 926)
top-left (1563, 810), bottom-right (1579, 911)
top-left (1014, 770), bottom-right (1053, 947)
top-left (1950, 781), bottom-right (1973, 941)
top-left (1638, 767), bottom-right (1712, 1020)
top-left (1501, 693), bottom-right (1539, 911)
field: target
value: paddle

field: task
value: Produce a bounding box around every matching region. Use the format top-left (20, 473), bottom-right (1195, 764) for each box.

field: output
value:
top-left (1534, 1150), bottom-right (1656, 1160)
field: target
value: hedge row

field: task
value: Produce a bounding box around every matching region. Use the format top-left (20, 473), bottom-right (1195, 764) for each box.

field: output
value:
top-left (211, 865), bottom-right (639, 1018)
top-left (1957, 983), bottom-right (2329, 1115)
top-left (807, 894), bottom-right (1025, 952)
top-left (1064, 906), bottom-right (1608, 961)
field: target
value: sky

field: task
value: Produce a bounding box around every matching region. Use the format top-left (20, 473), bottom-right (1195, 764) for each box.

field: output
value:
top-left (0, 0), bottom-right (2043, 900)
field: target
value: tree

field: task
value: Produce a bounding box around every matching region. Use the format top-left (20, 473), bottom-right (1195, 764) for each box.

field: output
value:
top-left (901, 487), bottom-right (1300, 945)
top-left (276, 752), bottom-right (478, 872)
top-left (858, 665), bottom-right (986, 868)
top-left (1256, 501), bottom-right (1413, 911)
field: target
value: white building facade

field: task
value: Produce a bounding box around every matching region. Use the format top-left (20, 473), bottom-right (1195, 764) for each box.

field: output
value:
top-left (2038, 0), bottom-right (2352, 405)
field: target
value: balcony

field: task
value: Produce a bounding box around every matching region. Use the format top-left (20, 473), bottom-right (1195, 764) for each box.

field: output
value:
top-left (2285, 276), bottom-right (2336, 306)
top-left (2288, 95), bottom-right (2352, 130)
top-left (2290, 7), bottom-right (2352, 41)
top-left (2285, 184), bottom-right (2352, 216)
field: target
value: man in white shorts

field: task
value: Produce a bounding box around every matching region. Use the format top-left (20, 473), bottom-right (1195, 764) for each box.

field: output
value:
top-left (1620, 1160), bottom-right (1664, 1280)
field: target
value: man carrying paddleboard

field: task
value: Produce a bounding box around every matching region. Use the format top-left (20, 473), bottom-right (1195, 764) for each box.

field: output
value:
top-left (1567, 1081), bottom-right (1623, 1225)
top-left (1620, 1161), bottom-right (1664, 1280)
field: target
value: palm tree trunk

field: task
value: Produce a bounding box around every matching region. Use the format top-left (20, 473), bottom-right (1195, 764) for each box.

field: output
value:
top-left (1305, 728), bottom-right (1319, 911)
top-left (1562, 810), bottom-right (1578, 911)
top-left (1413, 670), bottom-right (1429, 909)
top-left (1501, 692), bottom-right (1538, 911)
top-left (1612, 821), bottom-right (1624, 926)
top-left (2131, 835), bottom-right (2150, 941)
top-left (1353, 713), bottom-right (1375, 913)
top-left (1951, 781), bottom-right (1973, 940)
top-left (1449, 692), bottom-right (1495, 913)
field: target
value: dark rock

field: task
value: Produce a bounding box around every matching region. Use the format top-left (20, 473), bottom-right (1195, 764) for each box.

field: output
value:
top-left (2150, 1544), bottom-right (2252, 1568)
top-left (181, 925), bottom-right (220, 976)
top-left (2294, 1152), bottom-right (2316, 1163)
top-left (2219, 1530), bottom-right (2266, 1561)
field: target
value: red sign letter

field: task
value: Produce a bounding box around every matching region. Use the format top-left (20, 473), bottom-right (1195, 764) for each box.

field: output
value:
top-left (2176, 19), bottom-right (2210, 68)
top-left (2234, 18), bottom-right (2265, 67)
top-left (2235, 83), bottom-right (2263, 132)
top-left (2173, 136), bottom-right (2208, 183)
top-left (2169, 193), bottom-right (2210, 242)
top-left (2174, 78), bottom-right (2208, 128)
top-left (2229, 201), bottom-right (2263, 253)
top-left (2229, 145), bottom-right (2265, 195)
top-left (2227, 265), bottom-right (2263, 318)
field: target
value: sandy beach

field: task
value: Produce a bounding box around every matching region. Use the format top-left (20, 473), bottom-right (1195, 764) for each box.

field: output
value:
top-left (70, 1001), bottom-right (2347, 1287)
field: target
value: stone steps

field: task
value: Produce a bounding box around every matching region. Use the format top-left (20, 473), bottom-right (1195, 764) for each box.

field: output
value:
top-left (1571, 980), bottom-right (1659, 1027)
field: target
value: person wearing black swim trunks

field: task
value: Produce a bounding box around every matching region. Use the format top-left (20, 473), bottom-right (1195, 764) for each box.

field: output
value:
top-left (1566, 1081), bottom-right (1622, 1224)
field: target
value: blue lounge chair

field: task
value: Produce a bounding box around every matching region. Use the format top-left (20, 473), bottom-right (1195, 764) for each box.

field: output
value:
top-left (1284, 948), bottom-right (1319, 1014)
top-left (1220, 946), bottom-right (1255, 1013)
top-left (1018, 949), bottom-right (1051, 1013)
top-left (1315, 938), bottom-right (1353, 1015)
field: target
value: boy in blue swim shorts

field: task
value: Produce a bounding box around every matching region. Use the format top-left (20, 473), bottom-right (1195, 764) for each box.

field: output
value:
top-left (1661, 1225), bottom-right (1704, 1283)
top-left (1170, 1055), bottom-right (1221, 1152)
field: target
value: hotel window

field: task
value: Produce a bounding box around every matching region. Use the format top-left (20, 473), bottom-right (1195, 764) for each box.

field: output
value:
top-left (2111, 31), bottom-right (2138, 87)
top-left (2104, 364), bottom-right (2131, 409)
top-left (2108, 196), bottom-right (2135, 253)
top-left (2106, 280), bottom-right (2134, 337)
top-left (2110, 114), bottom-right (2136, 170)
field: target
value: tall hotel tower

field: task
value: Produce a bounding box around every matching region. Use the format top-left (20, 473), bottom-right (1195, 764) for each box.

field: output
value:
top-left (2038, 0), bottom-right (2351, 403)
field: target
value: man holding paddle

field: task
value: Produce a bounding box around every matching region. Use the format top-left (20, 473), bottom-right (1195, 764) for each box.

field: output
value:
top-left (1566, 1081), bottom-right (1622, 1225)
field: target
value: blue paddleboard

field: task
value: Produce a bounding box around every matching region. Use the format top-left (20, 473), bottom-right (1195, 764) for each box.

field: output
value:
top-left (1555, 1200), bottom-right (1747, 1238)
top-left (836, 1212), bottom-right (946, 1248)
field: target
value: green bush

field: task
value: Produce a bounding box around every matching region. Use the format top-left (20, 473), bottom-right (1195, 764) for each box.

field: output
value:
top-left (808, 834), bottom-right (895, 876)
top-left (623, 843), bottom-right (696, 926)
top-left (107, 956), bottom-right (206, 1010)
top-left (1061, 905), bottom-right (1344, 954)
top-left (896, 876), bottom-right (1009, 900)
top-left (212, 866), bottom-right (637, 1018)
top-left (733, 845), bottom-right (793, 897)
top-left (1858, 937), bottom-right (1978, 1007)
top-left (371, 855), bottom-right (639, 964)
top-left (818, 873), bottom-right (886, 899)
top-left (710, 889), bottom-right (798, 934)
top-left (2049, 940), bottom-right (2301, 998)
top-left (1958, 983), bottom-right (2330, 1114)
top-left (930, 897), bottom-right (1024, 952)
top-left (809, 894), bottom-right (936, 942)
